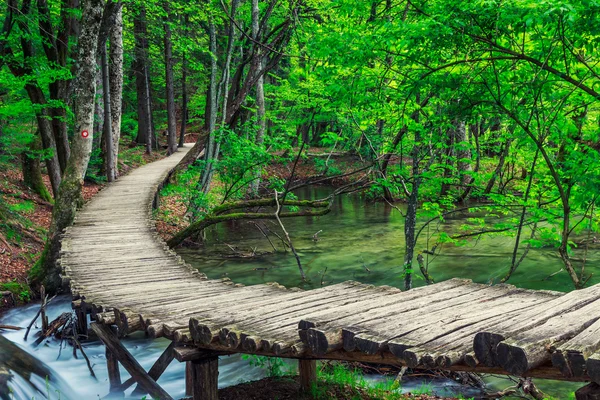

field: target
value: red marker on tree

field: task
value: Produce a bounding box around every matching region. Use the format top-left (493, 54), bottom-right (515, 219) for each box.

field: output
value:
top-left (81, 130), bottom-right (89, 138)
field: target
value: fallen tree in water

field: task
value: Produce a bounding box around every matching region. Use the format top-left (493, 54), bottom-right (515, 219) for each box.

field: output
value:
top-left (166, 197), bottom-right (332, 248)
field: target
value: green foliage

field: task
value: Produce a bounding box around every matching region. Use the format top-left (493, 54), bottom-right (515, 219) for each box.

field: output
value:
top-left (241, 355), bottom-right (290, 378)
top-left (0, 281), bottom-right (32, 302)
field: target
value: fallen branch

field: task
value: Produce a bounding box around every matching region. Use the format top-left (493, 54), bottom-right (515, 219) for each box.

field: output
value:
top-left (0, 325), bottom-right (22, 331)
top-left (71, 335), bottom-right (97, 379)
top-left (251, 222), bottom-right (277, 252)
top-left (24, 292), bottom-right (56, 341)
top-left (167, 199), bottom-right (332, 247)
top-left (33, 312), bottom-right (70, 347)
top-left (274, 190), bottom-right (305, 281)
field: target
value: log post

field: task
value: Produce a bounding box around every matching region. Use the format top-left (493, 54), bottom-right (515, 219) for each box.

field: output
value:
top-left (106, 344), bottom-right (122, 394)
top-left (576, 383), bottom-right (600, 400)
top-left (299, 359), bottom-right (317, 392)
top-left (190, 356), bottom-right (218, 400)
top-left (74, 302), bottom-right (88, 337)
top-left (186, 361), bottom-right (193, 396)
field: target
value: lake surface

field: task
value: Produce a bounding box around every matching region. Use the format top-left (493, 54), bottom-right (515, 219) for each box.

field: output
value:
top-left (1, 186), bottom-right (593, 398)
top-left (180, 186), bottom-right (599, 293)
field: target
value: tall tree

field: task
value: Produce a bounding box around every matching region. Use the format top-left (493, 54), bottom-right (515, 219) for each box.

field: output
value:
top-left (132, 2), bottom-right (153, 154)
top-left (36, 0), bottom-right (118, 292)
top-left (163, 2), bottom-right (177, 155)
top-left (109, 6), bottom-right (124, 176)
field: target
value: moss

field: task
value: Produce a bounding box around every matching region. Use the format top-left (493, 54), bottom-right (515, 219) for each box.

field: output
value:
top-left (0, 281), bottom-right (33, 302)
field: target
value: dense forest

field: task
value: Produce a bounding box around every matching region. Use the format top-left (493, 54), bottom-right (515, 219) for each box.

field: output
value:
top-left (1, 0), bottom-right (600, 397)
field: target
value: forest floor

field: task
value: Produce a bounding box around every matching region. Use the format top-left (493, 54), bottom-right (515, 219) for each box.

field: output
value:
top-left (218, 376), bottom-right (457, 400)
top-left (0, 142), bottom-right (176, 310)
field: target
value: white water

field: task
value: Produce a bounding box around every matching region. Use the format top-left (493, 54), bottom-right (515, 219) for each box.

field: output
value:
top-left (0, 296), bottom-right (266, 399)
top-left (0, 296), bottom-right (487, 399)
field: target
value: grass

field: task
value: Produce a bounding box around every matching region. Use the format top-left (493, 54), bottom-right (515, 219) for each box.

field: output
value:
top-left (242, 356), bottom-right (473, 400)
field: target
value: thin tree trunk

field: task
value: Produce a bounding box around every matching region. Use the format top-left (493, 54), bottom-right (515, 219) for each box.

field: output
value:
top-left (109, 7), bottom-right (123, 176)
top-left (179, 51), bottom-right (187, 148)
top-left (198, 17), bottom-right (218, 196)
top-left (101, 42), bottom-right (115, 182)
top-left (250, 0), bottom-right (266, 195)
top-left (200, 1), bottom-right (239, 194)
top-left (455, 120), bottom-right (471, 184)
top-left (133, 3), bottom-right (151, 153)
top-left (484, 138), bottom-right (512, 195)
top-left (21, 136), bottom-right (53, 202)
top-left (503, 150), bottom-right (539, 282)
top-left (38, 0), bottom-right (106, 293)
top-left (163, 3), bottom-right (177, 155)
top-left (23, 85), bottom-right (62, 197)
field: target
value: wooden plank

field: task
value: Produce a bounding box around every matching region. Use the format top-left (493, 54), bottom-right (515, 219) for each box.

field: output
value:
top-left (173, 346), bottom-right (230, 362)
top-left (493, 299), bottom-right (600, 375)
top-left (390, 289), bottom-right (558, 366)
top-left (106, 345), bottom-right (122, 394)
top-left (90, 323), bottom-right (173, 400)
top-left (474, 283), bottom-right (600, 367)
top-left (310, 283), bottom-right (515, 356)
top-left (553, 318), bottom-right (600, 378)
top-left (299, 280), bottom-right (475, 355)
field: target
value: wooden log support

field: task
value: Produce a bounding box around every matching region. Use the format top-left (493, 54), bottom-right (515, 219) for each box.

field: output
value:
top-left (74, 301), bottom-right (89, 337)
top-left (576, 383), bottom-right (600, 400)
top-left (90, 323), bottom-right (173, 400)
top-left (106, 326), bottom-right (122, 395)
top-left (299, 359), bottom-right (317, 392)
top-left (189, 355), bottom-right (219, 400)
top-left (131, 342), bottom-right (176, 397)
top-left (186, 362), bottom-right (193, 396)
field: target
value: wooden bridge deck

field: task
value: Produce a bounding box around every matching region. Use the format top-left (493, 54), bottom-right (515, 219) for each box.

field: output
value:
top-left (60, 145), bottom-right (600, 397)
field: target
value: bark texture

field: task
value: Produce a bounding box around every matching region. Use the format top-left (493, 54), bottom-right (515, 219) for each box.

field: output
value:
top-left (109, 7), bottom-right (123, 176)
top-left (36, 0), bottom-right (107, 293)
top-left (163, 3), bottom-right (177, 155)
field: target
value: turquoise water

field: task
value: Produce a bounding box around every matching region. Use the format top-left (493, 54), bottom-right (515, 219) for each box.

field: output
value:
top-left (179, 186), bottom-right (599, 293)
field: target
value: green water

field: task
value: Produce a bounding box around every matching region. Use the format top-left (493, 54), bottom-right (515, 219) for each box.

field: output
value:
top-left (179, 186), bottom-right (600, 293)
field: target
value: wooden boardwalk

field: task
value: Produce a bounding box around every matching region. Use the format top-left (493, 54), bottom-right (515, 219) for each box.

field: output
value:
top-left (60, 145), bottom-right (600, 399)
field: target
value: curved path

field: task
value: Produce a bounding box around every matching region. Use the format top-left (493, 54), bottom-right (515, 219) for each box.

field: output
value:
top-left (60, 146), bottom-right (600, 396)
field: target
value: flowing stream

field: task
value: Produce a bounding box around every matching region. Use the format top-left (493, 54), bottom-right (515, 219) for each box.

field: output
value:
top-left (1, 186), bottom-right (593, 399)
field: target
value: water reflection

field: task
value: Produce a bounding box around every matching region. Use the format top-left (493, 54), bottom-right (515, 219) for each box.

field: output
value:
top-left (180, 186), bottom-right (599, 293)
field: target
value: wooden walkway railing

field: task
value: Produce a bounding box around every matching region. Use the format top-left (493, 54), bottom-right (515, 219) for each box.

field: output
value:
top-left (60, 145), bottom-right (600, 400)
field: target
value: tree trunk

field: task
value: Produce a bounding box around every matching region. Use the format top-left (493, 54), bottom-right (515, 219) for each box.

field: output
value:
top-left (179, 51), bottom-right (187, 148)
top-left (133, 3), bottom-right (152, 154)
top-left (36, 0), bottom-right (107, 293)
top-left (21, 136), bottom-right (52, 202)
top-left (484, 139), bottom-right (511, 195)
top-left (455, 120), bottom-right (471, 185)
top-left (109, 7), bottom-right (123, 176)
top-left (23, 85), bottom-right (62, 197)
top-left (163, 3), bottom-right (177, 155)
top-left (250, 0), bottom-right (266, 195)
top-left (101, 42), bottom-right (115, 182)
top-left (198, 17), bottom-right (220, 196)
top-left (200, 0), bottom-right (240, 194)
top-left (439, 126), bottom-right (456, 197)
